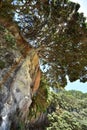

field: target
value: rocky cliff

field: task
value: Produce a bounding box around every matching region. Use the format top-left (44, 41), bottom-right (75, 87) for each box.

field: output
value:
top-left (0, 18), bottom-right (40, 129)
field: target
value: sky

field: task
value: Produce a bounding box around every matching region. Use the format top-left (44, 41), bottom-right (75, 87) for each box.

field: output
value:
top-left (65, 76), bottom-right (87, 93)
top-left (71, 0), bottom-right (87, 18)
top-left (65, 0), bottom-right (87, 93)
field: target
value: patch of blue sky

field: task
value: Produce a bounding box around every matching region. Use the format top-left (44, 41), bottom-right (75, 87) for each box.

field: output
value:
top-left (71, 0), bottom-right (87, 20)
top-left (65, 76), bottom-right (87, 93)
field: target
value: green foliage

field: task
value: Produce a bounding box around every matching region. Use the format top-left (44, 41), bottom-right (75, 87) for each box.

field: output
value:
top-left (47, 111), bottom-right (81, 130)
top-left (10, 116), bottom-right (25, 130)
top-left (47, 90), bottom-right (87, 130)
top-left (0, 2), bottom-right (87, 129)
top-left (0, 60), bottom-right (5, 69)
top-left (4, 29), bottom-right (16, 48)
top-left (17, 120), bottom-right (25, 130)
top-left (0, 0), bottom-right (87, 87)
top-left (28, 74), bottom-right (50, 121)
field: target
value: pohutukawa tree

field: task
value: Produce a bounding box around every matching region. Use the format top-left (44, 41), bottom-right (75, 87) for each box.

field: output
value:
top-left (0, 0), bottom-right (87, 87)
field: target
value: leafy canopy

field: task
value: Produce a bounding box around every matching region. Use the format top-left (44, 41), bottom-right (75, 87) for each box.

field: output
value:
top-left (0, 0), bottom-right (87, 87)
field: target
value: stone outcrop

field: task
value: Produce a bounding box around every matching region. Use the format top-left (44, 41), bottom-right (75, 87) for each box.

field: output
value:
top-left (0, 19), bottom-right (40, 129)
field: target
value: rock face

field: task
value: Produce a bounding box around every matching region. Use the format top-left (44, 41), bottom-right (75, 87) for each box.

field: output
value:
top-left (0, 22), bottom-right (40, 129)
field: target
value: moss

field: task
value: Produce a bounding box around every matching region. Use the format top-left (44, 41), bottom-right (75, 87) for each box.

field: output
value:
top-left (0, 60), bottom-right (5, 69)
top-left (10, 118), bottom-right (25, 130)
top-left (4, 29), bottom-right (16, 48)
top-left (28, 74), bottom-right (50, 121)
top-left (4, 33), bottom-right (15, 44)
top-left (0, 24), bottom-right (18, 51)
top-left (18, 120), bottom-right (25, 130)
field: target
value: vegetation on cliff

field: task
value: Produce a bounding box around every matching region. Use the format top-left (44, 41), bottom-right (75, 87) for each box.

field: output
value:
top-left (0, 0), bottom-right (87, 88)
top-left (0, 0), bottom-right (87, 129)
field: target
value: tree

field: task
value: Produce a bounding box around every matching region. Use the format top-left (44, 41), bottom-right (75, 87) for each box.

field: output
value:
top-left (0, 0), bottom-right (87, 87)
top-left (47, 90), bottom-right (87, 130)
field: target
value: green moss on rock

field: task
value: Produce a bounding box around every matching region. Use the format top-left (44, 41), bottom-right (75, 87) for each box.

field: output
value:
top-left (4, 29), bottom-right (16, 48)
top-left (0, 60), bottom-right (5, 69)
